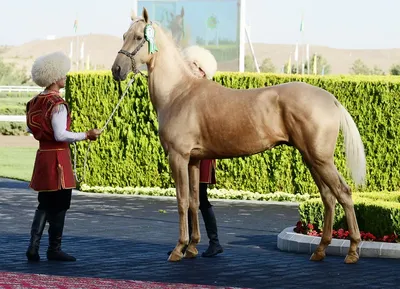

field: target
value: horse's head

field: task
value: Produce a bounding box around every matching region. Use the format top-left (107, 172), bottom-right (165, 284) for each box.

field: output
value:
top-left (168, 7), bottom-right (185, 44)
top-left (111, 8), bottom-right (157, 81)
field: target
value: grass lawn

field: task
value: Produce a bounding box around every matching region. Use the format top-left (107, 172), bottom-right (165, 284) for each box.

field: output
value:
top-left (0, 147), bottom-right (36, 181)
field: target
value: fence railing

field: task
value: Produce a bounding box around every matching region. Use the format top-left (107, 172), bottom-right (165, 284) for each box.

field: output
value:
top-left (0, 115), bottom-right (25, 122)
top-left (0, 86), bottom-right (65, 93)
top-left (0, 86), bottom-right (66, 121)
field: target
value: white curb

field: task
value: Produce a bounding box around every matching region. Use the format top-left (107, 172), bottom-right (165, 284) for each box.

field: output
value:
top-left (277, 226), bottom-right (400, 259)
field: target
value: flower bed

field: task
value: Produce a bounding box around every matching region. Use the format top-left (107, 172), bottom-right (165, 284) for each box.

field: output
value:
top-left (294, 220), bottom-right (399, 243)
top-left (298, 196), bottom-right (400, 239)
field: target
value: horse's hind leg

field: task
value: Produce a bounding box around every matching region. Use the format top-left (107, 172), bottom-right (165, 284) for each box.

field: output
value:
top-left (337, 173), bottom-right (360, 264)
top-left (303, 158), bottom-right (336, 262)
top-left (312, 160), bottom-right (361, 264)
top-left (184, 159), bottom-right (201, 259)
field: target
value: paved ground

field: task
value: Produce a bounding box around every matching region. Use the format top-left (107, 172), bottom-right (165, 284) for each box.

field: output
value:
top-left (1, 177), bottom-right (400, 289)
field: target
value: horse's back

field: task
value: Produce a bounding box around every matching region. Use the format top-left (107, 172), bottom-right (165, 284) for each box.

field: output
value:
top-left (272, 81), bottom-right (339, 112)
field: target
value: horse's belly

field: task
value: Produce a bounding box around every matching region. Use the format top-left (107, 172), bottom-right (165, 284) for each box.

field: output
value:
top-left (192, 137), bottom-right (276, 159)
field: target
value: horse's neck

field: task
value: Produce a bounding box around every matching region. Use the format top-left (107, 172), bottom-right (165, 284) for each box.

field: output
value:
top-left (147, 31), bottom-right (192, 112)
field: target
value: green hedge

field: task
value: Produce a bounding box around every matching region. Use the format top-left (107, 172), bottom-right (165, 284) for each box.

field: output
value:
top-left (0, 122), bottom-right (28, 136)
top-left (299, 196), bottom-right (400, 237)
top-left (80, 184), bottom-right (312, 202)
top-left (66, 71), bottom-right (400, 194)
top-left (308, 191), bottom-right (400, 202)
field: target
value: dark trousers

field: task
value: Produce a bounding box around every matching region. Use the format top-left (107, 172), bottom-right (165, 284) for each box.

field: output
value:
top-left (37, 189), bottom-right (72, 213)
top-left (199, 182), bottom-right (212, 210)
top-left (27, 188), bottom-right (75, 261)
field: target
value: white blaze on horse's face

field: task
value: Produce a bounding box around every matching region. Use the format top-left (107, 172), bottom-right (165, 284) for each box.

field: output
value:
top-left (111, 8), bottom-right (153, 81)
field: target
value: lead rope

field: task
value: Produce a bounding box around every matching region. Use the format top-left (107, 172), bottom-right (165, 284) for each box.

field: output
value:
top-left (72, 76), bottom-right (137, 183)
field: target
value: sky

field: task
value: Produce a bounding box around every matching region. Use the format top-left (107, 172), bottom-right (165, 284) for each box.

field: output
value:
top-left (1, 0), bottom-right (398, 49)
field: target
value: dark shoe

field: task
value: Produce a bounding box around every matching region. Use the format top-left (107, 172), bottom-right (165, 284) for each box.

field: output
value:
top-left (46, 210), bottom-right (76, 261)
top-left (47, 249), bottom-right (76, 261)
top-left (26, 209), bottom-right (47, 262)
top-left (202, 243), bottom-right (224, 257)
top-left (200, 206), bottom-right (224, 257)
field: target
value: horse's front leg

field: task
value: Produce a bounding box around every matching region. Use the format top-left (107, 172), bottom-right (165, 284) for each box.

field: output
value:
top-left (167, 151), bottom-right (190, 262)
top-left (184, 159), bottom-right (201, 259)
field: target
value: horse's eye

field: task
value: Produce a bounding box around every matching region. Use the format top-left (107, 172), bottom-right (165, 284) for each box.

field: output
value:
top-left (136, 36), bottom-right (143, 41)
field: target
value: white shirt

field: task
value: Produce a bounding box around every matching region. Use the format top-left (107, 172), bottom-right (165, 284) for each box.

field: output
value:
top-left (27, 104), bottom-right (86, 143)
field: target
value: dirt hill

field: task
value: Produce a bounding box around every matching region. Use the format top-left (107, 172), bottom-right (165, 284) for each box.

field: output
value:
top-left (2, 34), bottom-right (400, 75)
top-left (0, 34), bottom-right (123, 74)
top-left (251, 43), bottom-right (400, 75)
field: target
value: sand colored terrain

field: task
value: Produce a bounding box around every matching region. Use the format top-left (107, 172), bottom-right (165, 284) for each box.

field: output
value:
top-left (1, 34), bottom-right (400, 75)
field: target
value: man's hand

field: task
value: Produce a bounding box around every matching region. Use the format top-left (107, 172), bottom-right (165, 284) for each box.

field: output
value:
top-left (86, 129), bottom-right (101, 140)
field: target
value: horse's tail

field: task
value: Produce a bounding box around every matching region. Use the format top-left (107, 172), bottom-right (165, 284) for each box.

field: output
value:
top-left (337, 101), bottom-right (366, 187)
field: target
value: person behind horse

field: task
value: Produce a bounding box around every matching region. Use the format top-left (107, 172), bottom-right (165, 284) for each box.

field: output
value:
top-left (168, 45), bottom-right (223, 257)
top-left (25, 51), bottom-right (101, 262)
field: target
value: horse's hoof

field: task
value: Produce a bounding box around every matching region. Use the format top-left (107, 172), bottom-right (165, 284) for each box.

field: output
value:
top-left (344, 253), bottom-right (359, 264)
top-left (183, 247), bottom-right (198, 259)
top-left (310, 252), bottom-right (325, 261)
top-left (167, 250), bottom-right (183, 262)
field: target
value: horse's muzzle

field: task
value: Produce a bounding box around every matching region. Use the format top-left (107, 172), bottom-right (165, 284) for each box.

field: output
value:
top-left (111, 65), bottom-right (127, 81)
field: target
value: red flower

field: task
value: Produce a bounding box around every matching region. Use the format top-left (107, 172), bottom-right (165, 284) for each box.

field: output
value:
top-left (294, 221), bottom-right (304, 233)
top-left (293, 221), bottom-right (400, 243)
top-left (361, 232), bottom-right (376, 241)
top-left (307, 230), bottom-right (319, 236)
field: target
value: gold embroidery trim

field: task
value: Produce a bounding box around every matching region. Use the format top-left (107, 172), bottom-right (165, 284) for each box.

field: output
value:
top-left (39, 148), bottom-right (67, 152)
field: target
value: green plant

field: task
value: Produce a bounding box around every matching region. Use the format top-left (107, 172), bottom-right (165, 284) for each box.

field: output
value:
top-left (0, 122), bottom-right (28, 135)
top-left (80, 184), bottom-right (312, 202)
top-left (65, 71), bottom-right (400, 195)
top-left (299, 196), bottom-right (400, 238)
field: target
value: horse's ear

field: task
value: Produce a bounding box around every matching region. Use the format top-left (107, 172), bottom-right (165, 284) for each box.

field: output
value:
top-left (130, 9), bottom-right (137, 21)
top-left (143, 7), bottom-right (149, 23)
top-left (181, 7), bottom-right (184, 17)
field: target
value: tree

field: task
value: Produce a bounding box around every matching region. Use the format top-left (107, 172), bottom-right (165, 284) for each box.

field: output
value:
top-left (0, 58), bottom-right (30, 85)
top-left (371, 65), bottom-right (385, 75)
top-left (259, 58), bottom-right (276, 73)
top-left (283, 62), bottom-right (298, 74)
top-left (306, 54), bottom-right (331, 75)
top-left (389, 64), bottom-right (400, 75)
top-left (244, 55), bottom-right (256, 72)
top-left (350, 59), bottom-right (370, 75)
top-left (283, 54), bottom-right (331, 75)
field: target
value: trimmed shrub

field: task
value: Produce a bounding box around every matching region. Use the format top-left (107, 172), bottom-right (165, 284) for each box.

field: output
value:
top-left (66, 71), bottom-right (400, 194)
top-left (299, 196), bottom-right (400, 237)
top-left (80, 184), bottom-right (312, 202)
top-left (0, 122), bottom-right (28, 136)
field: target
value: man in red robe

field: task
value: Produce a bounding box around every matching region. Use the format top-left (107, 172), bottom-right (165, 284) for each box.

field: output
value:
top-left (25, 51), bottom-right (101, 262)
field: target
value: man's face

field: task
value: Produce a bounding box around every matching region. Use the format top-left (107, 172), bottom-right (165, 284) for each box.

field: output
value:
top-left (189, 62), bottom-right (206, 79)
top-left (56, 76), bottom-right (67, 88)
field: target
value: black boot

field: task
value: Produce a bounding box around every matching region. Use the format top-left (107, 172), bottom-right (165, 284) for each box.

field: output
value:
top-left (26, 209), bottom-right (47, 261)
top-left (46, 210), bottom-right (76, 261)
top-left (201, 206), bottom-right (223, 257)
top-left (167, 213), bottom-right (192, 256)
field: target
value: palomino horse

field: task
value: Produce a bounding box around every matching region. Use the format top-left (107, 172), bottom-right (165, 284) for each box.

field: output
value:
top-left (111, 8), bottom-right (366, 264)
